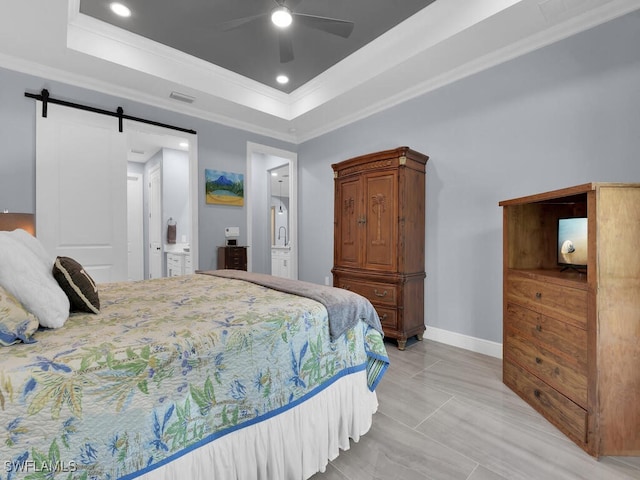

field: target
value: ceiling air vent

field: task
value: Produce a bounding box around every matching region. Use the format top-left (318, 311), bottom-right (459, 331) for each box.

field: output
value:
top-left (169, 91), bottom-right (195, 104)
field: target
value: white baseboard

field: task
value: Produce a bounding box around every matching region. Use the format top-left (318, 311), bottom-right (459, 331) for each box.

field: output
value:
top-left (424, 326), bottom-right (503, 359)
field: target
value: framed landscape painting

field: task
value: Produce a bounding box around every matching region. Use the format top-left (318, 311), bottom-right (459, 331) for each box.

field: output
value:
top-left (205, 169), bottom-right (244, 206)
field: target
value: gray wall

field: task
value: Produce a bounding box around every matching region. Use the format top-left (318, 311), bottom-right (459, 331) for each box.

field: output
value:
top-left (0, 67), bottom-right (296, 273)
top-left (297, 12), bottom-right (640, 343)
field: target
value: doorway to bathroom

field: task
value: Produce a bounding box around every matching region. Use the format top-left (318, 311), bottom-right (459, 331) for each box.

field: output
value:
top-left (246, 142), bottom-right (297, 279)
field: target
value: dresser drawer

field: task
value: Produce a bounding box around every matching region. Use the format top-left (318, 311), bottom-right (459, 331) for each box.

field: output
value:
top-left (336, 278), bottom-right (397, 307)
top-left (505, 329), bottom-right (587, 407)
top-left (218, 247), bottom-right (247, 271)
top-left (505, 303), bottom-right (587, 370)
top-left (167, 254), bottom-right (181, 268)
top-left (506, 274), bottom-right (587, 327)
top-left (504, 361), bottom-right (587, 446)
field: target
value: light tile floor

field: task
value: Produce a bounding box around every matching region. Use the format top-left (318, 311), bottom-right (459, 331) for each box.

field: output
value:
top-left (312, 339), bottom-right (640, 480)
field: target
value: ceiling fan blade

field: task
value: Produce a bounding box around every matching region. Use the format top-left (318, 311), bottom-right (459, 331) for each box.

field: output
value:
top-left (278, 31), bottom-right (294, 63)
top-left (218, 12), bottom-right (267, 32)
top-left (293, 13), bottom-right (354, 38)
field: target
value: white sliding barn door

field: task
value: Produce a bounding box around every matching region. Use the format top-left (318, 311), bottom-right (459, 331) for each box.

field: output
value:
top-left (36, 102), bottom-right (128, 283)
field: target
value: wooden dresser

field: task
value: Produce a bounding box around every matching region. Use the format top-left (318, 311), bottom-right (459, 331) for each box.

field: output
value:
top-left (500, 183), bottom-right (640, 457)
top-left (332, 147), bottom-right (428, 350)
top-left (217, 246), bottom-right (247, 271)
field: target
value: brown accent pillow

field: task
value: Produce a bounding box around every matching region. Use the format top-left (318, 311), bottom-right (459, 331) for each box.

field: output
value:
top-left (52, 257), bottom-right (100, 314)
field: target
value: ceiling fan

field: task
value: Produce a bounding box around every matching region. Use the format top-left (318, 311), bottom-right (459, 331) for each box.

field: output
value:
top-left (219, 0), bottom-right (355, 63)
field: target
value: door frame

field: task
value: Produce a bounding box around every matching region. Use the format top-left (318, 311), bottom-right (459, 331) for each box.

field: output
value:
top-left (148, 163), bottom-right (162, 279)
top-left (126, 120), bottom-right (199, 276)
top-left (127, 172), bottom-right (144, 281)
top-left (246, 142), bottom-right (297, 278)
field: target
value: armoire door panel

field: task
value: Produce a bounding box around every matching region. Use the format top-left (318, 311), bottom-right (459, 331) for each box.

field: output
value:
top-left (363, 173), bottom-right (397, 271)
top-left (335, 178), bottom-right (361, 267)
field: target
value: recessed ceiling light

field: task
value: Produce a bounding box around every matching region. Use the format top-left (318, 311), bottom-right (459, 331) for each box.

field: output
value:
top-left (110, 2), bottom-right (131, 17)
top-left (271, 172), bottom-right (278, 176)
top-left (179, 141), bottom-right (188, 148)
top-left (276, 75), bottom-right (289, 85)
top-left (271, 7), bottom-right (292, 28)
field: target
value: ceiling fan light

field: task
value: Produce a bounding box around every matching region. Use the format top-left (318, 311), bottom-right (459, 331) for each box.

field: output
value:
top-left (271, 7), bottom-right (292, 28)
top-left (110, 2), bottom-right (131, 17)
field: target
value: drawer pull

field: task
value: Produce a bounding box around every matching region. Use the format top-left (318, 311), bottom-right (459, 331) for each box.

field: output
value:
top-left (535, 292), bottom-right (542, 299)
top-left (536, 325), bottom-right (542, 332)
top-left (534, 389), bottom-right (541, 398)
top-left (535, 357), bottom-right (542, 364)
top-left (374, 289), bottom-right (388, 298)
top-left (380, 314), bottom-right (388, 321)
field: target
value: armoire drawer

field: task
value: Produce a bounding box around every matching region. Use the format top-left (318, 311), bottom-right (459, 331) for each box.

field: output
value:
top-left (505, 330), bottom-right (587, 406)
top-left (375, 306), bottom-right (398, 330)
top-left (504, 361), bottom-right (588, 446)
top-left (336, 278), bottom-right (397, 307)
top-left (506, 274), bottom-right (587, 327)
top-left (505, 303), bottom-right (587, 369)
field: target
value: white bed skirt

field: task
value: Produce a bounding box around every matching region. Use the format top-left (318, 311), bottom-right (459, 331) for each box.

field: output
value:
top-left (136, 370), bottom-right (378, 480)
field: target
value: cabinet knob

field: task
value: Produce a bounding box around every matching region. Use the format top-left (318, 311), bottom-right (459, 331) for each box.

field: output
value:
top-left (380, 314), bottom-right (387, 321)
top-left (535, 292), bottom-right (542, 299)
top-left (374, 289), bottom-right (388, 298)
top-left (535, 357), bottom-right (542, 364)
top-left (534, 389), bottom-right (541, 398)
top-left (536, 325), bottom-right (542, 332)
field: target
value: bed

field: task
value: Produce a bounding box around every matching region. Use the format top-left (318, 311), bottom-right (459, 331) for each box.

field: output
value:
top-left (0, 229), bottom-right (389, 480)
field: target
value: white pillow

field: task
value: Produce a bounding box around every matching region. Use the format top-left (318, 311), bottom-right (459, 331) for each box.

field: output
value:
top-left (7, 228), bottom-right (54, 269)
top-left (0, 232), bottom-right (69, 328)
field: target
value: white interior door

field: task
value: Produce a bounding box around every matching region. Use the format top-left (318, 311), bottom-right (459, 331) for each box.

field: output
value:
top-left (36, 102), bottom-right (127, 283)
top-left (127, 172), bottom-right (144, 281)
top-left (148, 164), bottom-right (162, 279)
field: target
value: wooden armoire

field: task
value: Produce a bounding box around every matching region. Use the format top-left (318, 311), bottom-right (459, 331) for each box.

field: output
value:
top-left (332, 147), bottom-right (428, 350)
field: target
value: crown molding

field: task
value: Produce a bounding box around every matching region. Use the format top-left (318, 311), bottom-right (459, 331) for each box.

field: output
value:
top-left (294, 0), bottom-right (640, 143)
top-left (288, 0), bottom-right (522, 117)
top-left (3, 0), bottom-right (636, 146)
top-left (0, 52), bottom-right (297, 144)
top-left (67, 9), bottom-right (294, 119)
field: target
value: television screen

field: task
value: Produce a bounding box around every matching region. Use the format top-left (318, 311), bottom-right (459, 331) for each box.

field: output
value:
top-left (557, 217), bottom-right (588, 267)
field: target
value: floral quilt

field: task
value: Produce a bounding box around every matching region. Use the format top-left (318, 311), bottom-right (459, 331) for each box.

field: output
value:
top-left (0, 274), bottom-right (388, 480)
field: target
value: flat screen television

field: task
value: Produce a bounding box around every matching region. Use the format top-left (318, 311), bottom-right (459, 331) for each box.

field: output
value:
top-left (557, 217), bottom-right (588, 269)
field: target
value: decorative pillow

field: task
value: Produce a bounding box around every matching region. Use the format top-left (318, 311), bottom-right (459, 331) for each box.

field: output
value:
top-left (52, 256), bottom-right (100, 314)
top-left (0, 232), bottom-right (70, 329)
top-left (0, 285), bottom-right (39, 346)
